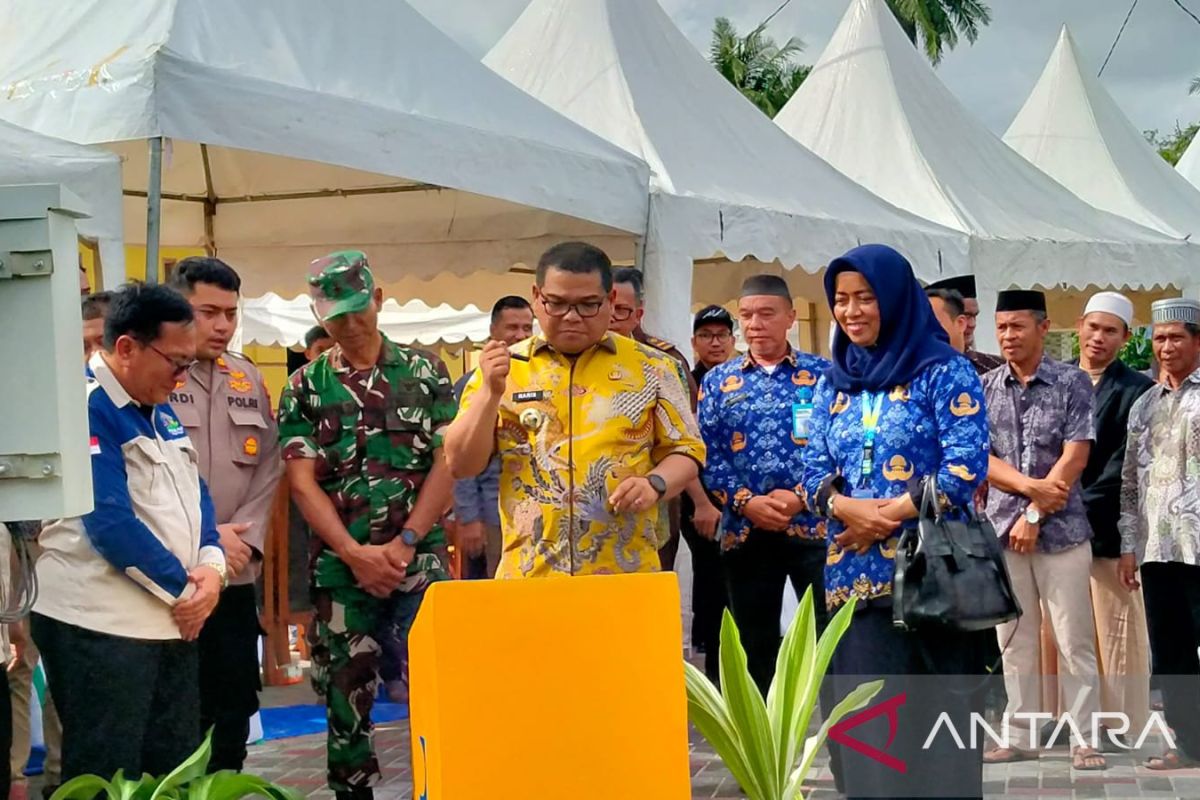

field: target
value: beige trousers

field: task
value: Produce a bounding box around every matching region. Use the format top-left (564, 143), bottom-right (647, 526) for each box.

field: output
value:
top-left (1089, 557), bottom-right (1152, 733)
top-left (997, 543), bottom-right (1101, 750)
top-left (9, 638), bottom-right (61, 785)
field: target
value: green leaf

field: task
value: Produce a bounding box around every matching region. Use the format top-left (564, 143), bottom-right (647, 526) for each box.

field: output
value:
top-left (766, 585), bottom-right (816, 789)
top-left (110, 771), bottom-right (162, 800)
top-left (150, 731), bottom-right (213, 800)
top-left (50, 775), bottom-right (117, 800)
top-left (205, 773), bottom-right (304, 800)
top-left (785, 679), bottom-right (885, 799)
top-left (718, 609), bottom-right (780, 800)
top-left (685, 661), bottom-right (763, 799)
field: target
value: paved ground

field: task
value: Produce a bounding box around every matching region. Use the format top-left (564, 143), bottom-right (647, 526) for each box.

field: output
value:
top-left (242, 716), bottom-right (1200, 800)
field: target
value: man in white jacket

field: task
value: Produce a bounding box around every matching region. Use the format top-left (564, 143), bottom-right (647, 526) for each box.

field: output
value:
top-left (32, 283), bottom-right (228, 782)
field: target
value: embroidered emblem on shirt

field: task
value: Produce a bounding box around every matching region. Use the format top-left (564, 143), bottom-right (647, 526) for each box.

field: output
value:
top-left (731, 431), bottom-right (746, 452)
top-left (948, 464), bottom-right (977, 481)
top-left (229, 378), bottom-right (253, 393)
top-left (721, 375), bottom-right (745, 393)
top-left (520, 409), bottom-right (544, 431)
top-left (792, 370), bottom-right (817, 387)
top-left (89, 436), bottom-right (101, 455)
top-left (882, 455), bottom-right (914, 481)
top-left (889, 384), bottom-right (911, 402)
top-left (830, 392), bottom-right (850, 415)
top-left (950, 393), bottom-right (981, 416)
top-left (243, 436), bottom-right (259, 457)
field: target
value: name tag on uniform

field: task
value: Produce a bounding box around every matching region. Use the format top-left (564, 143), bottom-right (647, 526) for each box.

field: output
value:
top-left (792, 402), bottom-right (813, 442)
top-left (512, 390), bottom-right (548, 403)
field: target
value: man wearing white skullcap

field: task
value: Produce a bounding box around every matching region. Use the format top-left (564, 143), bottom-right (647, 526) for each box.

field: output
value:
top-left (1119, 297), bottom-right (1200, 770)
top-left (1072, 292), bottom-right (1154, 741)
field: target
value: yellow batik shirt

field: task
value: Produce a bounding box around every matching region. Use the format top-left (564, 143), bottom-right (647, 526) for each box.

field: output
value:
top-left (458, 333), bottom-right (706, 578)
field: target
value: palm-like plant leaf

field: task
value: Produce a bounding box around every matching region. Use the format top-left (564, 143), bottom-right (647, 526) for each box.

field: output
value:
top-left (686, 593), bottom-right (882, 800)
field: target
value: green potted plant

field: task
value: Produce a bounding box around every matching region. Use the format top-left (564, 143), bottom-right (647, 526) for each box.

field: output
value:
top-left (50, 731), bottom-right (302, 800)
top-left (686, 589), bottom-right (881, 800)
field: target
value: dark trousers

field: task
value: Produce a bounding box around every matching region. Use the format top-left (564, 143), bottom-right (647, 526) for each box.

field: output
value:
top-left (31, 613), bottom-right (200, 782)
top-left (722, 532), bottom-right (827, 696)
top-left (829, 607), bottom-right (983, 799)
top-left (0, 663), bottom-right (10, 800)
top-left (1141, 561), bottom-right (1200, 760)
top-left (680, 510), bottom-right (727, 684)
top-left (199, 584), bottom-right (262, 772)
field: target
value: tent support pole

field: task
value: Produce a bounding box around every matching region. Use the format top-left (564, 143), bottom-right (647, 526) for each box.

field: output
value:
top-left (201, 143), bottom-right (217, 256)
top-left (145, 136), bottom-right (164, 283)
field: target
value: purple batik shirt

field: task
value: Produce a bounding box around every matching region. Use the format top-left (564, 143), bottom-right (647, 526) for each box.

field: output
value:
top-left (982, 356), bottom-right (1095, 554)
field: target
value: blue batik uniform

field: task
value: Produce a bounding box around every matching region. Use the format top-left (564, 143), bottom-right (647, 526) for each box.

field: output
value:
top-left (801, 355), bottom-right (989, 610)
top-left (699, 349), bottom-right (832, 550)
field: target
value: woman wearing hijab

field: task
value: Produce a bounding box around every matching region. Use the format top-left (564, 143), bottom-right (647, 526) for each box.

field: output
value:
top-left (802, 245), bottom-right (989, 799)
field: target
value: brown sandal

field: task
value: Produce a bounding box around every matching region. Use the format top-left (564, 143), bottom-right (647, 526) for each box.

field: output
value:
top-left (1145, 750), bottom-right (1200, 771)
top-left (983, 747), bottom-right (1036, 764)
top-left (1072, 747), bottom-right (1107, 771)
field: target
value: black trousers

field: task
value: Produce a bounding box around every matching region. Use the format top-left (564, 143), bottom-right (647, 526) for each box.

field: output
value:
top-left (680, 496), bottom-right (728, 684)
top-left (1142, 561), bottom-right (1200, 760)
top-left (31, 613), bottom-right (200, 782)
top-left (829, 607), bottom-right (983, 799)
top-left (722, 532), bottom-right (827, 696)
top-left (0, 663), bottom-right (10, 800)
top-left (199, 584), bottom-right (263, 772)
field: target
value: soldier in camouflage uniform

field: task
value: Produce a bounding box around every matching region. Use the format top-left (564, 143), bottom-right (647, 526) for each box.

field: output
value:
top-left (609, 267), bottom-right (701, 571)
top-left (277, 251), bottom-right (455, 799)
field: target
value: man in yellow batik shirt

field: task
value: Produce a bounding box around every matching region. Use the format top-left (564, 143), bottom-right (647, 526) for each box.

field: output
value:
top-left (445, 242), bottom-right (705, 578)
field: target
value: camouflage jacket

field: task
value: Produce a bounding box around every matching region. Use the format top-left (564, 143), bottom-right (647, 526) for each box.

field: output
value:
top-left (632, 328), bottom-right (698, 409)
top-left (278, 336), bottom-right (456, 588)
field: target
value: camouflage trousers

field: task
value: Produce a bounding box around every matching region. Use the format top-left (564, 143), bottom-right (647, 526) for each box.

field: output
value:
top-left (308, 546), bottom-right (449, 792)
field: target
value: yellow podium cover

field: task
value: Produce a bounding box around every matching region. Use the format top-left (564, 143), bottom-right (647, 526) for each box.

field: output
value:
top-left (409, 572), bottom-right (691, 799)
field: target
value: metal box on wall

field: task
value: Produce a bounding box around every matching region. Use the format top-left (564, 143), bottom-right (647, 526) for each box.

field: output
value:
top-left (0, 184), bottom-right (92, 521)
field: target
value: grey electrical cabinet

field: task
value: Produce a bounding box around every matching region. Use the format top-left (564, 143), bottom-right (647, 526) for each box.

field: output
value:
top-left (0, 184), bottom-right (92, 521)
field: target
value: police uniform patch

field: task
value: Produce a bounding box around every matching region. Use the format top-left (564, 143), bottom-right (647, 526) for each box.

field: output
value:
top-left (244, 436), bottom-right (259, 456)
top-left (229, 378), bottom-right (253, 393)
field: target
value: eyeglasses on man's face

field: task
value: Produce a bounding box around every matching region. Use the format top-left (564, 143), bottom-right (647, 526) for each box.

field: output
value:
top-left (148, 343), bottom-right (196, 377)
top-left (539, 296), bottom-right (606, 319)
top-left (696, 330), bottom-right (732, 343)
top-left (610, 305), bottom-right (638, 322)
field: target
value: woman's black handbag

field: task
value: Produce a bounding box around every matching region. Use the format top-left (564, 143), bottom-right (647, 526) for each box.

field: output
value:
top-left (892, 476), bottom-right (1021, 632)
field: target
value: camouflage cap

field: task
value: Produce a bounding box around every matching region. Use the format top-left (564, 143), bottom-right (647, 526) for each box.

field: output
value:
top-left (308, 250), bottom-right (375, 321)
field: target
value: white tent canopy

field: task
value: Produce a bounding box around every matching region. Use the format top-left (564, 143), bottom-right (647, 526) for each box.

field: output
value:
top-left (1180, 136), bottom-right (1200, 194)
top-left (1004, 26), bottom-right (1200, 241)
top-left (484, 0), bottom-right (968, 348)
top-left (240, 294), bottom-right (491, 349)
top-left (0, 121), bottom-right (123, 276)
top-left (775, 0), bottom-right (1198, 303)
top-left (0, 0), bottom-right (650, 295)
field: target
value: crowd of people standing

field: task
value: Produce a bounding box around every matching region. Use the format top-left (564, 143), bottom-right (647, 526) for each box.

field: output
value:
top-left (2, 239), bottom-right (1200, 800)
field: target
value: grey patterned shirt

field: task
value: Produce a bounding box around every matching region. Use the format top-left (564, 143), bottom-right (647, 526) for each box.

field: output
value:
top-left (1119, 368), bottom-right (1200, 565)
top-left (982, 356), bottom-right (1096, 553)
top-left (452, 372), bottom-right (501, 527)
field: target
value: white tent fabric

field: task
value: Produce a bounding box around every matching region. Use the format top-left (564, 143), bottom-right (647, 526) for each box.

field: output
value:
top-left (1180, 136), bottom-right (1200, 194)
top-left (484, 0), bottom-right (968, 349)
top-left (0, 121), bottom-right (123, 278)
top-left (240, 294), bottom-right (491, 349)
top-left (776, 0), bottom-right (1198, 305)
top-left (1004, 26), bottom-right (1200, 241)
top-left (0, 0), bottom-right (650, 294)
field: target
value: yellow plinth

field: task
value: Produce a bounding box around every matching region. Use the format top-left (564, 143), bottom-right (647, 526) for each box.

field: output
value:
top-left (408, 572), bottom-right (691, 799)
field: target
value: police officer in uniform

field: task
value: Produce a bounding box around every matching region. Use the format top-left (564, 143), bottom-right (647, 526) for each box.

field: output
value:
top-left (168, 258), bottom-right (282, 772)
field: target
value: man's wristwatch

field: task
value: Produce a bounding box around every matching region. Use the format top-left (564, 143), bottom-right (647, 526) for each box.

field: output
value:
top-left (1024, 507), bottom-right (1042, 526)
top-left (647, 474), bottom-right (668, 498)
top-left (207, 561), bottom-right (228, 590)
top-left (400, 528), bottom-right (421, 547)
